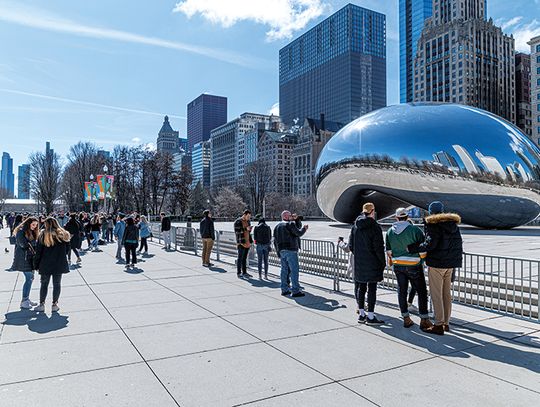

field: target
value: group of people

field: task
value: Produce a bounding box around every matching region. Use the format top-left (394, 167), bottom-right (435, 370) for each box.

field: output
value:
top-left (3, 209), bottom-right (154, 313)
top-left (197, 200), bottom-right (462, 335)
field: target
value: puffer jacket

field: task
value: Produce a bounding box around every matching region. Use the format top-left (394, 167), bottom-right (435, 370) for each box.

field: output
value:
top-left (348, 214), bottom-right (385, 283)
top-left (408, 213), bottom-right (463, 268)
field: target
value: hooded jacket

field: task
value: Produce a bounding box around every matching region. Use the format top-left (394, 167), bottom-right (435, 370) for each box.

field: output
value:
top-left (408, 213), bottom-right (463, 268)
top-left (348, 214), bottom-right (385, 283)
top-left (385, 221), bottom-right (425, 266)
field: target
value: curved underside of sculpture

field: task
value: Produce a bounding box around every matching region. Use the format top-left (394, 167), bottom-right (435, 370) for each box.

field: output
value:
top-left (315, 103), bottom-right (540, 229)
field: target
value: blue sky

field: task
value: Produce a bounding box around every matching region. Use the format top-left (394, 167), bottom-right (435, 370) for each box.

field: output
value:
top-left (0, 0), bottom-right (539, 187)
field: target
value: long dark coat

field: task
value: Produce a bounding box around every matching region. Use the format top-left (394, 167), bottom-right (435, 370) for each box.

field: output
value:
top-left (12, 230), bottom-right (36, 272)
top-left (348, 214), bottom-right (386, 283)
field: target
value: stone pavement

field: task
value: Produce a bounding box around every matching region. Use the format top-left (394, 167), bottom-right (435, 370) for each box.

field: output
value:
top-left (0, 229), bottom-right (539, 407)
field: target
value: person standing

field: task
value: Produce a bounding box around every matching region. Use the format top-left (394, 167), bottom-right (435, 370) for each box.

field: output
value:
top-left (386, 208), bottom-right (432, 330)
top-left (113, 214), bottom-right (126, 260)
top-left (64, 214), bottom-right (82, 264)
top-left (138, 215), bottom-right (151, 255)
top-left (12, 217), bottom-right (39, 309)
top-left (106, 215), bottom-right (114, 242)
top-left (89, 214), bottom-right (101, 251)
top-left (408, 201), bottom-right (463, 335)
top-left (253, 218), bottom-right (272, 279)
top-left (33, 217), bottom-right (71, 313)
top-left (160, 212), bottom-right (172, 250)
top-left (234, 210), bottom-right (253, 278)
top-left (348, 203), bottom-right (386, 325)
top-left (122, 217), bottom-right (139, 268)
top-left (57, 210), bottom-right (68, 228)
top-left (273, 210), bottom-right (308, 297)
top-left (199, 210), bottom-right (215, 267)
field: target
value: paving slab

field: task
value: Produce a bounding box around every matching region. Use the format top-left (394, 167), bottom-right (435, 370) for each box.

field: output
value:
top-left (0, 363), bottom-right (178, 407)
top-left (149, 342), bottom-right (331, 407)
top-left (341, 357), bottom-right (540, 407)
top-left (125, 316), bottom-right (258, 360)
top-left (170, 280), bottom-right (255, 300)
top-left (0, 330), bottom-right (142, 385)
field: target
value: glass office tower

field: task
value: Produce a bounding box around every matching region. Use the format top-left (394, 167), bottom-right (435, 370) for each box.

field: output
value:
top-left (279, 4), bottom-right (386, 126)
top-left (399, 0), bottom-right (432, 103)
top-left (187, 94), bottom-right (227, 153)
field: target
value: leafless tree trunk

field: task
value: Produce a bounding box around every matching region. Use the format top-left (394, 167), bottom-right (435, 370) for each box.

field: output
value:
top-left (243, 159), bottom-right (274, 215)
top-left (29, 150), bottom-right (62, 214)
top-left (0, 187), bottom-right (9, 213)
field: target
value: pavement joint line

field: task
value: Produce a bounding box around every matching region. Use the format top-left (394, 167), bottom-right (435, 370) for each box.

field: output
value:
top-left (0, 273), bottom-right (19, 341)
top-left (0, 360), bottom-right (147, 388)
top-left (0, 327), bottom-right (122, 346)
top-left (140, 269), bottom-right (385, 407)
top-left (75, 267), bottom-right (182, 406)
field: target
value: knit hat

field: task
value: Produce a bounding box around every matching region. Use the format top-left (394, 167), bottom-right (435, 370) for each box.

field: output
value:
top-left (428, 201), bottom-right (444, 215)
top-left (258, 218), bottom-right (266, 224)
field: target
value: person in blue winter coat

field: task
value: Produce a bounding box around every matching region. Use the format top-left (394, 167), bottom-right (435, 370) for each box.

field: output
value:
top-left (138, 215), bottom-right (151, 255)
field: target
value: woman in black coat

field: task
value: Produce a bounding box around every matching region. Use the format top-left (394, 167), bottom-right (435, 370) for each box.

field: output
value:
top-left (33, 217), bottom-right (71, 313)
top-left (11, 217), bottom-right (39, 309)
top-left (64, 214), bottom-right (82, 264)
top-left (348, 203), bottom-right (386, 325)
top-left (122, 217), bottom-right (139, 267)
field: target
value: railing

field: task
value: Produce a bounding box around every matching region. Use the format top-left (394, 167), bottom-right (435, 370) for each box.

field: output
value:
top-left (149, 223), bottom-right (539, 322)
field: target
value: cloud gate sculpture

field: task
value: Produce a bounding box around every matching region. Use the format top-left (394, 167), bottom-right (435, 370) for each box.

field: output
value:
top-left (315, 103), bottom-right (540, 229)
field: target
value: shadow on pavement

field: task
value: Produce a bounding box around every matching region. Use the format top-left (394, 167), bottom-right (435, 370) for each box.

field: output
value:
top-left (124, 267), bottom-right (144, 274)
top-left (290, 291), bottom-right (347, 312)
top-left (3, 309), bottom-right (69, 334)
top-left (208, 266), bottom-right (228, 273)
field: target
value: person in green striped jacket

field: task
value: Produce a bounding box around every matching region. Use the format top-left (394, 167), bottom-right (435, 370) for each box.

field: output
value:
top-left (385, 208), bottom-right (433, 331)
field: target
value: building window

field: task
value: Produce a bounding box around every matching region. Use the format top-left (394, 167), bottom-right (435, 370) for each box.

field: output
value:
top-left (537, 44), bottom-right (540, 52)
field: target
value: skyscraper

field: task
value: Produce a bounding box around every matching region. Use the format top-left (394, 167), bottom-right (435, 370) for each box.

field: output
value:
top-left (399, 0), bottom-right (432, 103)
top-left (17, 164), bottom-right (30, 199)
top-left (279, 4), bottom-right (386, 126)
top-left (529, 36), bottom-right (540, 146)
top-left (156, 115), bottom-right (180, 154)
top-left (191, 141), bottom-right (211, 188)
top-left (0, 152), bottom-right (14, 197)
top-left (187, 94), bottom-right (227, 152)
top-left (413, 0), bottom-right (516, 123)
top-left (515, 53), bottom-right (532, 138)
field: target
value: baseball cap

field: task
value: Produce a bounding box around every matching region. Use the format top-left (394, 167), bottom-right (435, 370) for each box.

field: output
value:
top-left (395, 208), bottom-right (408, 218)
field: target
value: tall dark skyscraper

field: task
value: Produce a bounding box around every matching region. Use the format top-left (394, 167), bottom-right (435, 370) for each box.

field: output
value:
top-left (0, 152), bottom-right (14, 197)
top-left (279, 4), bottom-right (386, 126)
top-left (515, 53), bottom-right (532, 138)
top-left (187, 94), bottom-right (227, 152)
top-left (399, 0), bottom-right (432, 103)
top-left (18, 164), bottom-right (30, 199)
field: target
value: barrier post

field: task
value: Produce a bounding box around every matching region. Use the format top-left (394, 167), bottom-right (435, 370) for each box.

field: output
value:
top-left (216, 231), bottom-right (221, 261)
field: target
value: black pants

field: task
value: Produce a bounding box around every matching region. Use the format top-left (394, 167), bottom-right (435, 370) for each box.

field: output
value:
top-left (125, 243), bottom-right (137, 264)
top-left (394, 265), bottom-right (429, 318)
top-left (139, 237), bottom-right (148, 252)
top-left (356, 282), bottom-right (377, 312)
top-left (68, 247), bottom-right (79, 261)
top-left (408, 285), bottom-right (416, 304)
top-left (40, 274), bottom-right (62, 303)
top-left (237, 246), bottom-right (249, 275)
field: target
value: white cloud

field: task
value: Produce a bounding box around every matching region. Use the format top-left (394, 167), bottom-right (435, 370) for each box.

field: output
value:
top-left (174, 0), bottom-right (329, 41)
top-left (0, 0), bottom-right (266, 68)
top-left (499, 16), bottom-right (523, 31)
top-left (502, 18), bottom-right (540, 52)
top-left (268, 102), bottom-right (279, 116)
top-left (132, 137), bottom-right (142, 144)
top-left (0, 88), bottom-right (186, 119)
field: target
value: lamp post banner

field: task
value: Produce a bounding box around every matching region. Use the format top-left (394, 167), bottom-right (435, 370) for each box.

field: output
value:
top-left (83, 182), bottom-right (98, 203)
top-left (97, 175), bottom-right (114, 200)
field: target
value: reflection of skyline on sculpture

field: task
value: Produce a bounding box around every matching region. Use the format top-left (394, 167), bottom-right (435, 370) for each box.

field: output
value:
top-left (315, 103), bottom-right (540, 228)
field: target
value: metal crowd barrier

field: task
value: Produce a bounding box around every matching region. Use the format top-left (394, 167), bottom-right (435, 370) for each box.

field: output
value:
top-left (149, 223), bottom-right (539, 322)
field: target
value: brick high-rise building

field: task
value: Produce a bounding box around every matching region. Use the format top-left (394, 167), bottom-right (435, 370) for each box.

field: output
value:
top-left (413, 0), bottom-right (515, 123)
top-left (515, 53), bottom-right (532, 138)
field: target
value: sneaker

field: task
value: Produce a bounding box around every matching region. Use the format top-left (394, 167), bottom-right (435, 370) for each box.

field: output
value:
top-left (28, 300), bottom-right (37, 306)
top-left (208, 263), bottom-right (215, 267)
top-left (366, 316), bottom-right (385, 325)
top-left (34, 304), bottom-right (45, 312)
top-left (281, 291), bottom-right (291, 296)
top-left (202, 263), bottom-right (209, 267)
top-left (291, 292), bottom-right (305, 298)
top-left (237, 273), bottom-right (242, 278)
top-left (20, 299), bottom-right (32, 309)
top-left (358, 314), bottom-right (367, 324)
top-left (52, 304), bottom-right (60, 312)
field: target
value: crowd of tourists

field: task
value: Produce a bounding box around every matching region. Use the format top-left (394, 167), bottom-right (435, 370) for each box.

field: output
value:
top-left (1, 210), bottom-right (154, 313)
top-left (198, 200), bottom-right (462, 336)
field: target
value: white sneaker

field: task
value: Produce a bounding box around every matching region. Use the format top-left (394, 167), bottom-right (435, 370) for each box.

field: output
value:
top-left (20, 300), bottom-right (32, 309)
top-left (52, 304), bottom-right (60, 312)
top-left (34, 304), bottom-right (45, 312)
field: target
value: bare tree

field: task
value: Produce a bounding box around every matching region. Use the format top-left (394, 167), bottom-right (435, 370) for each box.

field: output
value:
top-left (0, 187), bottom-right (9, 213)
top-left (29, 150), bottom-right (62, 214)
top-left (214, 187), bottom-right (246, 218)
top-left (243, 159), bottom-right (274, 215)
top-left (146, 151), bottom-right (175, 214)
top-left (189, 181), bottom-right (211, 217)
top-left (168, 165), bottom-right (193, 215)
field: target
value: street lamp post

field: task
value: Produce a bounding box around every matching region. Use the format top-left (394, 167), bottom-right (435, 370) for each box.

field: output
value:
top-left (103, 165), bottom-right (109, 214)
top-left (89, 174), bottom-right (95, 213)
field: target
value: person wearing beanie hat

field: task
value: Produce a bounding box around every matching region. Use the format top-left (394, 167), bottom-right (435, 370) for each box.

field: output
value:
top-left (348, 202), bottom-right (386, 325)
top-left (408, 201), bottom-right (463, 335)
top-left (253, 218), bottom-right (272, 279)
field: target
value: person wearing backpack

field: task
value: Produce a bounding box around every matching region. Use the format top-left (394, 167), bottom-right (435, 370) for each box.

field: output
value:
top-left (253, 218), bottom-right (272, 279)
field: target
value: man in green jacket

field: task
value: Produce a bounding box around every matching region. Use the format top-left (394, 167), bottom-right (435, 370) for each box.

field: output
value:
top-left (386, 208), bottom-right (433, 330)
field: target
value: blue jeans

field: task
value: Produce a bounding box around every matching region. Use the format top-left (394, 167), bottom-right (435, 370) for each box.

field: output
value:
top-left (280, 250), bottom-right (300, 294)
top-left (91, 231), bottom-right (100, 249)
top-left (22, 271), bottom-right (34, 300)
top-left (256, 244), bottom-right (270, 275)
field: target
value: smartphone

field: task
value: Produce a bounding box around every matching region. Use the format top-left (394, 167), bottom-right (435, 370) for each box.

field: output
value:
top-left (338, 236), bottom-right (344, 241)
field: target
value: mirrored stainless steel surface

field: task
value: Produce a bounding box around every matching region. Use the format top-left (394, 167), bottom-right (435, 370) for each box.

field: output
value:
top-left (315, 103), bottom-right (540, 228)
